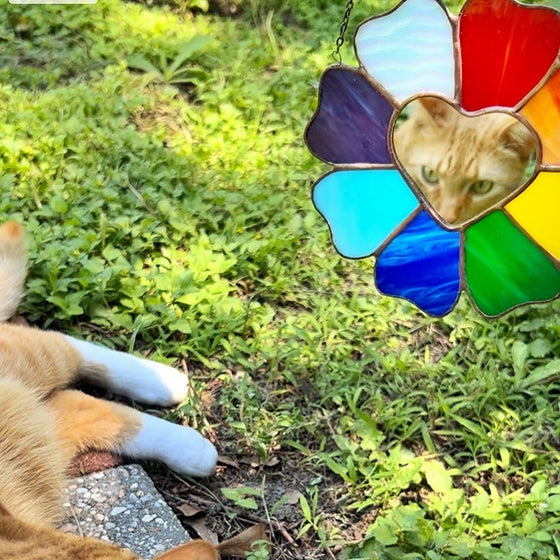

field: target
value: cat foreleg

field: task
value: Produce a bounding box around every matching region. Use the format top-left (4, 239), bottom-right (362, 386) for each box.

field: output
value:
top-left (65, 336), bottom-right (189, 406)
top-left (119, 411), bottom-right (218, 477)
top-left (49, 390), bottom-right (217, 477)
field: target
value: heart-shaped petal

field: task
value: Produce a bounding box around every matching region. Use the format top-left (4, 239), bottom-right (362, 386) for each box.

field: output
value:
top-left (313, 169), bottom-right (419, 259)
top-left (375, 211), bottom-right (461, 316)
top-left (465, 211), bottom-right (560, 317)
top-left (459, 0), bottom-right (560, 111)
top-left (305, 67), bottom-right (395, 165)
top-left (506, 172), bottom-right (560, 261)
top-left (521, 69), bottom-right (560, 166)
top-left (355, 0), bottom-right (455, 104)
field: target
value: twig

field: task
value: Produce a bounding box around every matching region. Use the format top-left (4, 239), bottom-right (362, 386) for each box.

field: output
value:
top-left (67, 505), bottom-right (84, 537)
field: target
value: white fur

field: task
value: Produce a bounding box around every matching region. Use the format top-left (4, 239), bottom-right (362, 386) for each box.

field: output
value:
top-left (65, 336), bottom-right (189, 406)
top-left (119, 412), bottom-right (218, 477)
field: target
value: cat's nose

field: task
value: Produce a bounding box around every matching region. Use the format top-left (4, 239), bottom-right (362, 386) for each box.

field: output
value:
top-left (439, 208), bottom-right (459, 224)
top-left (437, 199), bottom-right (461, 224)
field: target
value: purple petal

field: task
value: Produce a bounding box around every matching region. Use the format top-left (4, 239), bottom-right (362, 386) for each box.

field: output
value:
top-left (305, 66), bottom-right (395, 165)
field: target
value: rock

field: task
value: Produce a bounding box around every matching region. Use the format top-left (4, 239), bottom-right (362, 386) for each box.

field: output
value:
top-left (59, 464), bottom-right (191, 559)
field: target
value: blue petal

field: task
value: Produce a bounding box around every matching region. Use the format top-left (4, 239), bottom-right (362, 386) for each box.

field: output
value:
top-left (313, 169), bottom-right (419, 258)
top-left (375, 211), bottom-right (461, 316)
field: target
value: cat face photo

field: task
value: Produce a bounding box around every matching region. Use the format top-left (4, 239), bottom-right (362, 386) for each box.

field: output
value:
top-left (392, 96), bottom-right (538, 229)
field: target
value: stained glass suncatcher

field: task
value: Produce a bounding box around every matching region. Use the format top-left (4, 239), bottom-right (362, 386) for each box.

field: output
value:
top-left (305, 0), bottom-right (560, 317)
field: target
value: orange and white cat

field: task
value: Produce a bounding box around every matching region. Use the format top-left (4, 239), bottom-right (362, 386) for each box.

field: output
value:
top-left (0, 221), bottom-right (219, 559)
top-left (393, 96), bottom-right (537, 227)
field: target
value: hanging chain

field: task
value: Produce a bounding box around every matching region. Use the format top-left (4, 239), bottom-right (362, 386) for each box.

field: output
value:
top-left (333, 0), bottom-right (355, 64)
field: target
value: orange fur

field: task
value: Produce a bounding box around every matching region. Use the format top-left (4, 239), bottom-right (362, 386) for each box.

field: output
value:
top-left (47, 390), bottom-right (142, 461)
top-left (155, 541), bottom-right (219, 560)
top-left (0, 221), bottom-right (222, 560)
top-left (0, 222), bottom-right (26, 322)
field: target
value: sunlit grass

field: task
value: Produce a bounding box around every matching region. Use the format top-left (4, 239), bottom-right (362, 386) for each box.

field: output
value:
top-left (2, 0), bottom-right (560, 557)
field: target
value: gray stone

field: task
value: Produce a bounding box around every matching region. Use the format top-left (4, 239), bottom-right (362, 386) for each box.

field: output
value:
top-left (59, 465), bottom-right (190, 559)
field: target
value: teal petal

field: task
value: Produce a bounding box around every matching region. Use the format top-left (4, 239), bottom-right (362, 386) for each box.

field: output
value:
top-left (313, 169), bottom-right (419, 258)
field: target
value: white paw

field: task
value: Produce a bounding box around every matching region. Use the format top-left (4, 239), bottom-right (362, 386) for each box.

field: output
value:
top-left (159, 425), bottom-right (218, 477)
top-left (66, 336), bottom-right (189, 405)
top-left (120, 413), bottom-right (218, 477)
top-left (141, 361), bottom-right (190, 406)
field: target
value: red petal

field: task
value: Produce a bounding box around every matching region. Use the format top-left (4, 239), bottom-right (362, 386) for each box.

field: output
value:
top-left (459, 0), bottom-right (560, 111)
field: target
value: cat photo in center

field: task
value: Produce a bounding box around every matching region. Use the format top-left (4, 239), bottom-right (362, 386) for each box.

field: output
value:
top-left (0, 221), bottom-right (226, 559)
top-left (392, 96), bottom-right (538, 228)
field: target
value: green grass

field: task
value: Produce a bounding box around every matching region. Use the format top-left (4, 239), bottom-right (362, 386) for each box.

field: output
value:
top-left (2, 0), bottom-right (560, 558)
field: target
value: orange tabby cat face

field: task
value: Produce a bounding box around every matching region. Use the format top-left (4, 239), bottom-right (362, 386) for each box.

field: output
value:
top-left (392, 97), bottom-right (538, 228)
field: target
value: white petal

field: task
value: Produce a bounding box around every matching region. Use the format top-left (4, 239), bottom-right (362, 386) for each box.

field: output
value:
top-left (355, 0), bottom-right (455, 103)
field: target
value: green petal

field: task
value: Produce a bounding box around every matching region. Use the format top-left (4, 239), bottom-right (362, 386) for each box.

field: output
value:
top-left (465, 211), bottom-right (560, 317)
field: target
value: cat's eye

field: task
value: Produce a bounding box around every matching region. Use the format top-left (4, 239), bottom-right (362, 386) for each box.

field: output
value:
top-left (470, 180), bottom-right (494, 194)
top-left (421, 166), bottom-right (439, 184)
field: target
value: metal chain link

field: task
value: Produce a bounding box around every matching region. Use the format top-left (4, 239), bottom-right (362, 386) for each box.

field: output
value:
top-left (333, 0), bottom-right (355, 64)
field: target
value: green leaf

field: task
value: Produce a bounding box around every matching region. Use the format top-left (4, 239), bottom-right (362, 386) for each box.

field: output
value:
top-left (529, 480), bottom-right (548, 501)
top-left (530, 531), bottom-right (552, 542)
top-left (102, 245), bottom-right (122, 262)
top-left (370, 518), bottom-right (399, 546)
top-left (529, 338), bottom-right (552, 358)
top-left (299, 495), bottom-right (312, 522)
top-left (522, 511), bottom-right (538, 534)
top-left (221, 487), bottom-right (260, 510)
top-left (520, 359), bottom-right (560, 389)
top-left (422, 461), bottom-right (453, 494)
top-left (511, 340), bottom-right (528, 376)
top-left (544, 494), bottom-right (560, 512)
top-left (168, 36), bottom-right (212, 75)
top-left (49, 195), bottom-right (68, 213)
top-left (127, 54), bottom-right (161, 75)
top-left (169, 319), bottom-right (192, 334)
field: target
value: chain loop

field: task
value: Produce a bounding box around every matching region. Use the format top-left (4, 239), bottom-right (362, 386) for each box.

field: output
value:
top-left (333, 0), bottom-right (355, 64)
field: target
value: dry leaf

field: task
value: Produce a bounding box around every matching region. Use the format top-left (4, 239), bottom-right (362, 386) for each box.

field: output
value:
top-left (187, 518), bottom-right (219, 545)
top-left (264, 456), bottom-right (280, 467)
top-left (217, 455), bottom-right (239, 469)
top-left (217, 524), bottom-right (268, 558)
top-left (238, 455), bottom-right (260, 468)
top-left (283, 489), bottom-right (302, 505)
top-left (177, 503), bottom-right (203, 518)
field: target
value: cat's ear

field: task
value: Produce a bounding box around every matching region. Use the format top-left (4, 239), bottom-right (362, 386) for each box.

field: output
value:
top-left (501, 119), bottom-right (537, 160)
top-left (153, 540), bottom-right (219, 560)
top-left (414, 97), bottom-right (456, 127)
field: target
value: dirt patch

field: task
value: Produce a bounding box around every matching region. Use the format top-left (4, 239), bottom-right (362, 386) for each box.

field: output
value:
top-left (149, 450), bottom-right (364, 559)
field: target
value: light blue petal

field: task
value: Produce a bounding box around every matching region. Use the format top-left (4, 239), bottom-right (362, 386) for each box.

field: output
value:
top-left (313, 169), bottom-right (419, 258)
top-left (355, 0), bottom-right (455, 103)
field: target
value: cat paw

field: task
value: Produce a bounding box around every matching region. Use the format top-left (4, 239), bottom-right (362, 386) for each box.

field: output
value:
top-left (137, 360), bottom-right (190, 406)
top-left (159, 425), bottom-right (218, 477)
top-left (121, 413), bottom-right (218, 477)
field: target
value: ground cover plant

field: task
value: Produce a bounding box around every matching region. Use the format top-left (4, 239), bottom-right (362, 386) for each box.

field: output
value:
top-left (2, 0), bottom-right (560, 557)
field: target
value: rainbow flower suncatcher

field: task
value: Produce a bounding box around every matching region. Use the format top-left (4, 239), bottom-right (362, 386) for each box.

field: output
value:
top-left (305, 0), bottom-right (560, 317)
